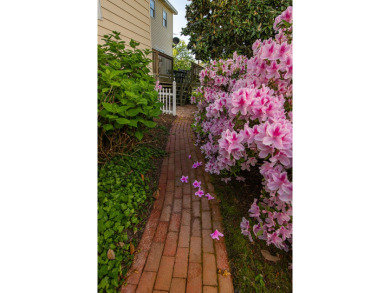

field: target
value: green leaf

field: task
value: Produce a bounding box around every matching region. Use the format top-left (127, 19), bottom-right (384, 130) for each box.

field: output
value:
top-left (125, 91), bottom-right (138, 99)
top-left (149, 108), bottom-right (161, 117)
top-left (134, 130), bottom-right (144, 141)
top-left (117, 106), bottom-right (130, 113)
top-left (115, 118), bottom-right (137, 127)
top-left (103, 124), bottom-right (114, 131)
top-left (127, 108), bottom-right (140, 116)
top-left (139, 119), bottom-right (156, 128)
top-left (102, 103), bottom-right (113, 112)
top-left (128, 119), bottom-right (138, 127)
top-left (137, 99), bottom-right (148, 105)
top-left (110, 81), bottom-right (121, 87)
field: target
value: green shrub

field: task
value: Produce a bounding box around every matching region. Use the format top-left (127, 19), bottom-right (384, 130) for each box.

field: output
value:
top-left (98, 32), bottom-right (162, 145)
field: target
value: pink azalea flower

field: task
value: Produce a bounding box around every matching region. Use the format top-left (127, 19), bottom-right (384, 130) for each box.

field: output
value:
top-left (240, 217), bottom-right (253, 242)
top-left (263, 122), bottom-right (288, 150)
top-left (275, 42), bottom-right (291, 61)
top-left (218, 129), bottom-right (245, 160)
top-left (195, 188), bottom-right (204, 197)
top-left (241, 161), bottom-right (251, 171)
top-left (260, 42), bottom-right (278, 60)
top-left (236, 176), bottom-right (245, 182)
top-left (270, 151), bottom-right (291, 167)
top-left (278, 183), bottom-right (292, 202)
top-left (267, 232), bottom-right (283, 249)
top-left (210, 229), bottom-right (224, 240)
top-left (268, 171), bottom-right (290, 191)
top-left (231, 88), bottom-right (253, 116)
top-left (278, 226), bottom-right (292, 241)
top-left (221, 177), bottom-right (231, 183)
top-left (188, 154), bottom-right (192, 159)
top-left (192, 180), bottom-right (201, 188)
top-left (275, 211), bottom-right (291, 225)
top-left (205, 193), bottom-right (215, 200)
top-left (248, 199), bottom-right (261, 218)
top-left (180, 176), bottom-right (189, 183)
top-left (266, 61), bottom-right (280, 79)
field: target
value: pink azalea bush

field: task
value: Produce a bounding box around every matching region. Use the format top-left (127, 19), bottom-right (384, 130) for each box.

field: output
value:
top-left (191, 7), bottom-right (293, 251)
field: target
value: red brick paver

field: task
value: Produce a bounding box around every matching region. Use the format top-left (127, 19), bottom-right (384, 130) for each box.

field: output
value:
top-left (122, 106), bottom-right (234, 292)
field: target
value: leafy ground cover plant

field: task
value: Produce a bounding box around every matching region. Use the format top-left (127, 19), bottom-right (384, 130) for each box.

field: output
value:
top-left (98, 32), bottom-right (163, 161)
top-left (98, 114), bottom-right (175, 293)
top-left (191, 7), bottom-right (293, 253)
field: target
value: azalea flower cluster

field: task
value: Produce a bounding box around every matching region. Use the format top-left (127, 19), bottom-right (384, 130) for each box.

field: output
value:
top-left (191, 7), bottom-right (293, 251)
top-left (154, 80), bottom-right (162, 91)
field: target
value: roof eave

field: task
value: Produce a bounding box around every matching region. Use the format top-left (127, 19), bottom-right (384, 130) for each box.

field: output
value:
top-left (161, 0), bottom-right (178, 15)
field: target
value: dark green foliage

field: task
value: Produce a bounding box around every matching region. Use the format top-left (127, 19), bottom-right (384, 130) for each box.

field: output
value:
top-left (98, 32), bottom-right (163, 142)
top-left (182, 0), bottom-right (292, 61)
top-left (97, 146), bottom-right (166, 293)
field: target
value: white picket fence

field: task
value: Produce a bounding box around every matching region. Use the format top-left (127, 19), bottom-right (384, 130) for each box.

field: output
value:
top-left (158, 81), bottom-right (176, 116)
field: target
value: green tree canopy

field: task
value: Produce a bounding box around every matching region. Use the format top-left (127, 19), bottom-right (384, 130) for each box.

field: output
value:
top-left (182, 0), bottom-right (292, 61)
top-left (173, 40), bottom-right (195, 71)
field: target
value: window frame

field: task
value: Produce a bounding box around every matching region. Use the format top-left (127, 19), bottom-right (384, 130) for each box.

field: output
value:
top-left (162, 10), bottom-right (167, 27)
top-left (98, 0), bottom-right (102, 20)
top-left (150, 0), bottom-right (155, 18)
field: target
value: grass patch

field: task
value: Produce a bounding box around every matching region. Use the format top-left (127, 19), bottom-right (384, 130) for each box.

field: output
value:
top-left (98, 114), bottom-right (175, 293)
top-left (211, 173), bottom-right (292, 293)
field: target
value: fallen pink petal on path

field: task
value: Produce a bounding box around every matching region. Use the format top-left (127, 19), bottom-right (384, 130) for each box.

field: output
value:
top-left (192, 180), bottom-right (201, 188)
top-left (210, 229), bottom-right (224, 240)
top-left (180, 175), bottom-right (189, 183)
top-left (195, 188), bottom-right (204, 198)
top-left (205, 193), bottom-right (215, 200)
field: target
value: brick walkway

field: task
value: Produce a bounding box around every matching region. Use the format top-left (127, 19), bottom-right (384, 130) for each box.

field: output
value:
top-left (121, 106), bottom-right (234, 293)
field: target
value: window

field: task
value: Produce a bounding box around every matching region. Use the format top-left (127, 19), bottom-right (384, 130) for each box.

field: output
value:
top-left (158, 54), bottom-right (172, 75)
top-left (163, 10), bottom-right (167, 27)
top-left (150, 0), bottom-right (155, 18)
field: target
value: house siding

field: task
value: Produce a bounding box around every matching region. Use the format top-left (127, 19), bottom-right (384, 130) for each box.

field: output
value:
top-left (150, 0), bottom-right (174, 57)
top-left (98, 0), bottom-right (152, 52)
